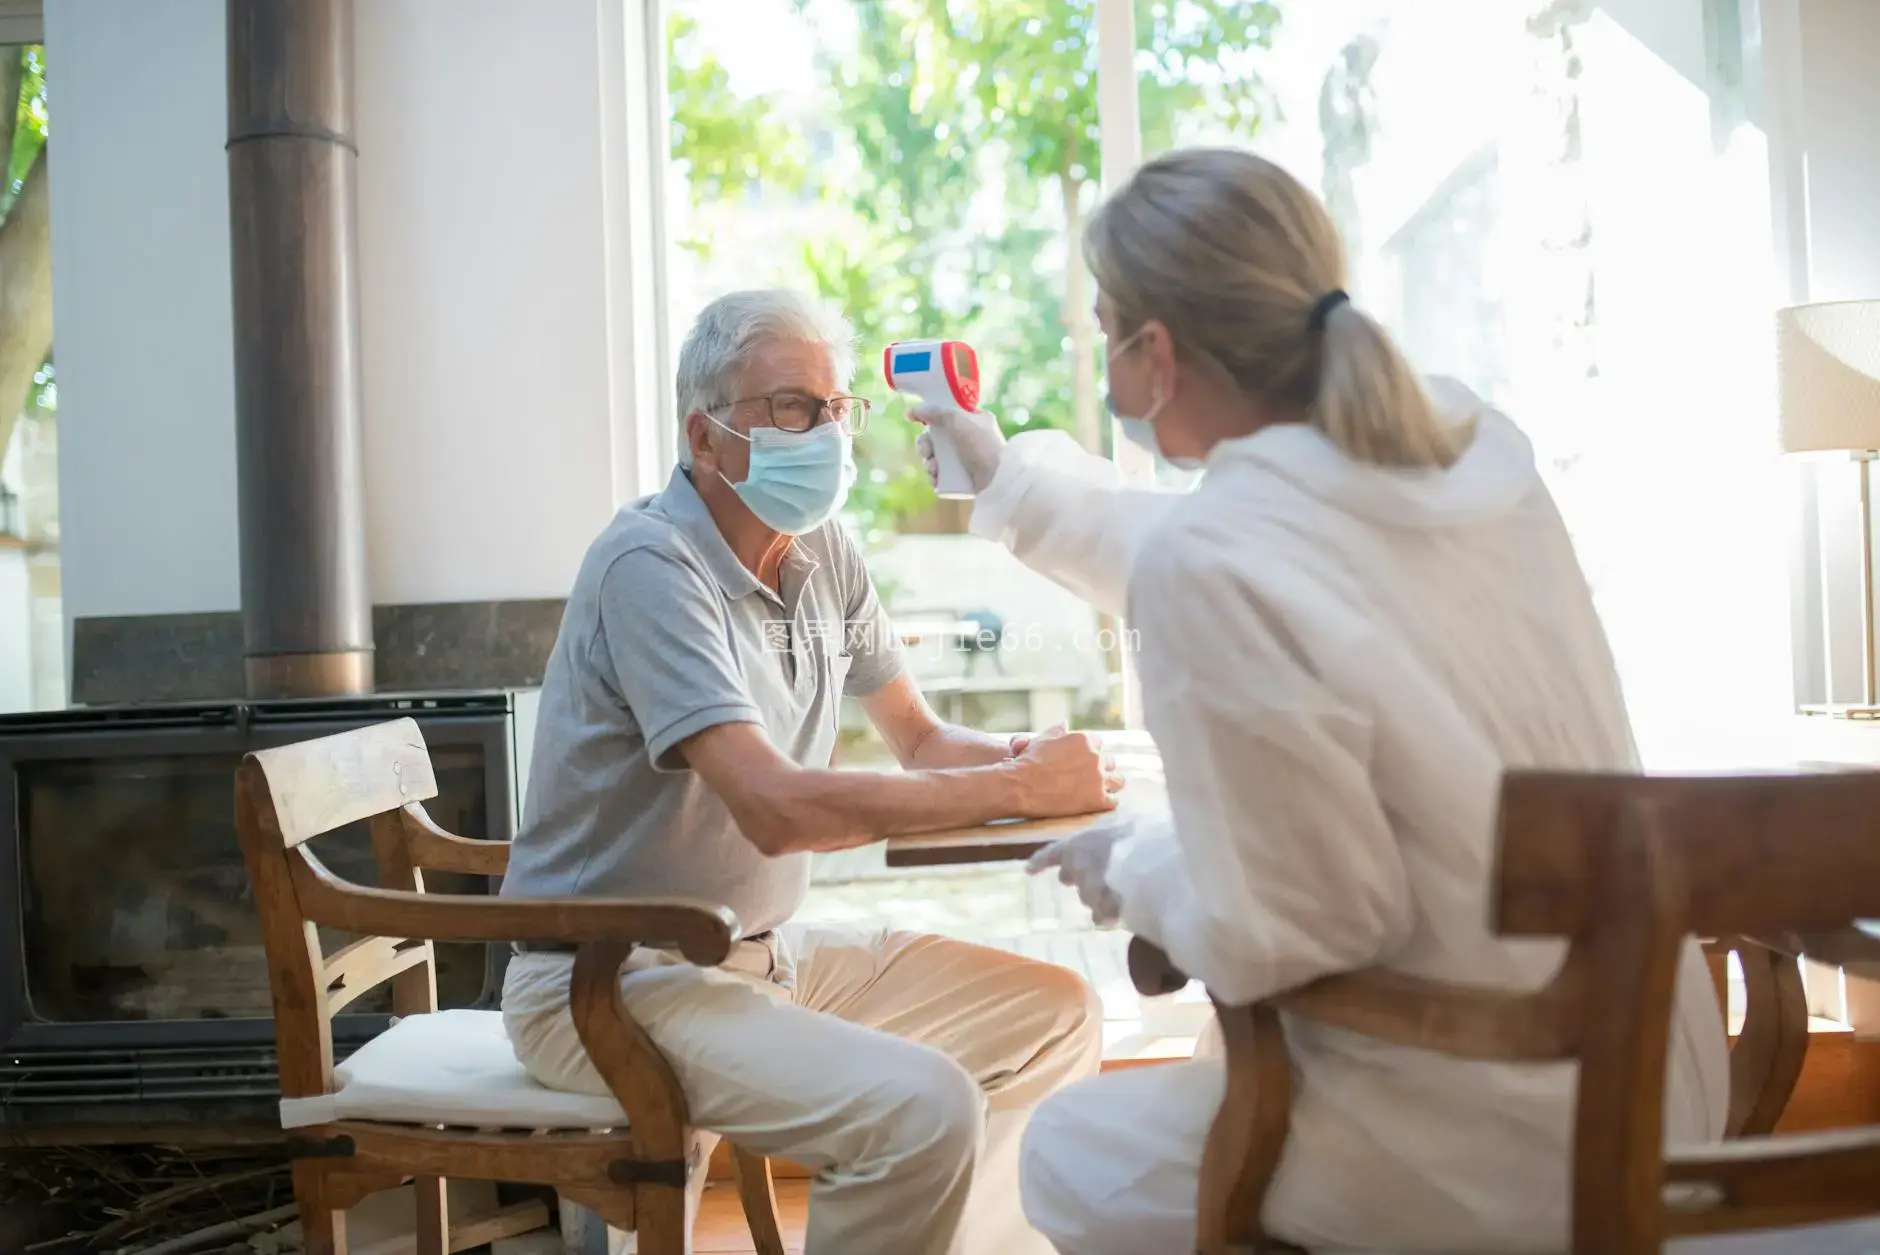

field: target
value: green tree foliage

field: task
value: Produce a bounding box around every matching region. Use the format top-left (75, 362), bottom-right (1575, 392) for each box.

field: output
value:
top-left (667, 12), bottom-right (806, 207)
top-left (665, 2), bottom-right (1279, 544)
top-left (3, 45), bottom-right (46, 207)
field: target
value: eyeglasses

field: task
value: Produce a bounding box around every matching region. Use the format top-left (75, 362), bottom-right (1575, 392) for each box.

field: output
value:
top-left (713, 390), bottom-right (872, 435)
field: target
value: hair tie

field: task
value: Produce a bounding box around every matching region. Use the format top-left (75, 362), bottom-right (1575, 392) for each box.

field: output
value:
top-left (1308, 289), bottom-right (1350, 332)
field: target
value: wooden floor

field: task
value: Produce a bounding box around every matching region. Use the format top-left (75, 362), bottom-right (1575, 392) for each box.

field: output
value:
top-left (691, 1180), bottom-right (1880, 1254)
top-left (696, 1180), bottom-right (810, 1254)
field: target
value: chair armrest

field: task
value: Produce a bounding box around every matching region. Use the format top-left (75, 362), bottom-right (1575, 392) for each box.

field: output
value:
top-left (289, 848), bottom-right (739, 966)
top-left (1125, 938), bottom-right (1575, 1061)
top-left (1273, 967), bottom-right (1576, 1061)
top-left (394, 803), bottom-right (512, 876)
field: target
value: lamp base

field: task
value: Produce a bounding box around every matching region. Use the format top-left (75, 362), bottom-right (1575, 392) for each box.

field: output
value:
top-left (1799, 703), bottom-right (1880, 720)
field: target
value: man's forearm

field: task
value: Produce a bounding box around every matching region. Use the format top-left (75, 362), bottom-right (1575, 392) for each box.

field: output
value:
top-left (757, 761), bottom-right (1029, 854)
top-left (907, 723), bottom-right (1015, 770)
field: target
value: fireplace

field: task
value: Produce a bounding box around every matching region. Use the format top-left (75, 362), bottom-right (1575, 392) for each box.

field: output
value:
top-left (0, 690), bottom-right (535, 1132)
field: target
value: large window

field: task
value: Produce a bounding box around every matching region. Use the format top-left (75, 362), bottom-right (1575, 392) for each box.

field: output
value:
top-left (665, 0), bottom-right (1280, 761)
top-left (663, 0), bottom-right (1282, 1048)
top-left (659, 0), bottom-right (1794, 1046)
top-left (1144, 0), bottom-right (1791, 766)
top-left (0, 41), bottom-right (58, 714)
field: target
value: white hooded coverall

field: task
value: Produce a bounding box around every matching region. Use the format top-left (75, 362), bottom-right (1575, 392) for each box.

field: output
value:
top-left (980, 383), bottom-right (1729, 1253)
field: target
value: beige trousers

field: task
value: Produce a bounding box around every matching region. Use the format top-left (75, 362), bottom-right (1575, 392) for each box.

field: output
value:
top-left (503, 923), bottom-right (1103, 1255)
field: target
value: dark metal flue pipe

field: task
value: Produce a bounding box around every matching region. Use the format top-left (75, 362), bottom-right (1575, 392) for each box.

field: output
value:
top-left (226, 0), bottom-right (373, 697)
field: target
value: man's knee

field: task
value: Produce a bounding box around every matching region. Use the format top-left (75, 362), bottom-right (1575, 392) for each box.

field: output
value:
top-left (1025, 962), bottom-right (1106, 1069)
top-left (1042, 961), bottom-right (1104, 1031)
top-left (858, 1046), bottom-right (985, 1180)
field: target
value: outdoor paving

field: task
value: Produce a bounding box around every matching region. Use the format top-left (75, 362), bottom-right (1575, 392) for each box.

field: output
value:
top-left (799, 842), bottom-right (1149, 1036)
top-left (809, 733), bottom-right (1208, 1052)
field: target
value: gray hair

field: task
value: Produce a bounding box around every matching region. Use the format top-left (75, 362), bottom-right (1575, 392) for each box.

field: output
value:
top-left (674, 289), bottom-right (858, 467)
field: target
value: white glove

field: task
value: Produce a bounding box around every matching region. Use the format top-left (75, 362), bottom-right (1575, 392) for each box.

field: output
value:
top-left (1026, 811), bottom-right (1137, 928)
top-left (913, 403), bottom-right (1006, 495)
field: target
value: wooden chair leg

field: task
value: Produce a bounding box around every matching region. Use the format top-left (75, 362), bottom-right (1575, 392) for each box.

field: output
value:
top-left (292, 1163), bottom-right (349, 1255)
top-left (632, 1183), bottom-right (690, 1255)
top-left (1196, 1002), bottom-right (1292, 1255)
top-left (413, 1174), bottom-right (448, 1255)
top-left (732, 1148), bottom-right (786, 1255)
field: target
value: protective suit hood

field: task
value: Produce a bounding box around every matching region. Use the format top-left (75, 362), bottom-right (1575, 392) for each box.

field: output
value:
top-left (1206, 375), bottom-right (1537, 529)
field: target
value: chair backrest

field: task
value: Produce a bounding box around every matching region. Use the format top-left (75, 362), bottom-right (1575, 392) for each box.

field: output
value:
top-left (1496, 770), bottom-right (1880, 940)
top-left (1491, 770), bottom-right (1880, 1251)
top-left (234, 718), bottom-right (509, 1101)
top-left (1192, 768), bottom-right (1880, 1254)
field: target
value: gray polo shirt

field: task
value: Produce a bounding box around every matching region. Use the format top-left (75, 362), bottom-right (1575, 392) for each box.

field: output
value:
top-left (499, 467), bottom-right (904, 936)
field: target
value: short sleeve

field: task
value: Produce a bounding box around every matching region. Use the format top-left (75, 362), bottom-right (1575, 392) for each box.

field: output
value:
top-left (595, 545), bottom-right (764, 771)
top-left (823, 521), bottom-right (905, 697)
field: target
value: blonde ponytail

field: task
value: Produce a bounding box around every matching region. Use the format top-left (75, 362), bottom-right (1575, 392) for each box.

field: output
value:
top-left (1084, 147), bottom-right (1471, 469)
top-left (1316, 302), bottom-right (1473, 467)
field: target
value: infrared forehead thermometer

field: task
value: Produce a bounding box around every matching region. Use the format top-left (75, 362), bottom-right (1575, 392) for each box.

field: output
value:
top-left (884, 339), bottom-right (981, 500)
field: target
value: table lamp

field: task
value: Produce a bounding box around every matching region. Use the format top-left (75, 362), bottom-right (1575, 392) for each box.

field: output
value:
top-left (1779, 298), bottom-right (1880, 717)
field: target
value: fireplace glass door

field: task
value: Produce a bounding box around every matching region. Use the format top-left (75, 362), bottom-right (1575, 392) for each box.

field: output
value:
top-left (17, 743), bottom-right (494, 1024)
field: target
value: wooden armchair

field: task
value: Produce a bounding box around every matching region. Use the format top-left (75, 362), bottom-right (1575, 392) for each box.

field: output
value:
top-left (234, 717), bottom-right (785, 1255)
top-left (1130, 770), bottom-right (1880, 1255)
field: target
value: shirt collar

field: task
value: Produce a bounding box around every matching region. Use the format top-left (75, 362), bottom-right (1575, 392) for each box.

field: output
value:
top-left (656, 468), bottom-right (820, 601)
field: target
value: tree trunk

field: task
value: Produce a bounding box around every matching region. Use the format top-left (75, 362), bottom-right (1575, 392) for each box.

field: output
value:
top-left (1060, 170), bottom-right (1101, 453)
top-left (0, 151), bottom-right (53, 463)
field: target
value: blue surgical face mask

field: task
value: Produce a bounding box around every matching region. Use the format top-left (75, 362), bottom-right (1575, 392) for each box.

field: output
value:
top-left (709, 417), bottom-right (856, 535)
top-left (1105, 327), bottom-right (1203, 472)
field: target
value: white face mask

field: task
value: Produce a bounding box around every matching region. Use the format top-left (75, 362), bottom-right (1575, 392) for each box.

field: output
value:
top-left (707, 415), bottom-right (856, 535)
top-left (1104, 326), bottom-right (1201, 471)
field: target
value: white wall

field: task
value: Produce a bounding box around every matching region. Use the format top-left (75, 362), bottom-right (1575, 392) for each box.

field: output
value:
top-left (1590, 0), bottom-right (1880, 718)
top-left (47, 0), bottom-right (241, 621)
top-left (1795, 0), bottom-right (1880, 301)
top-left (0, 550), bottom-right (31, 710)
top-left (1573, 1), bottom-right (1794, 753)
top-left (354, 0), bottom-right (651, 605)
top-left (1768, 0), bottom-right (1880, 705)
top-left (47, 0), bottom-right (667, 638)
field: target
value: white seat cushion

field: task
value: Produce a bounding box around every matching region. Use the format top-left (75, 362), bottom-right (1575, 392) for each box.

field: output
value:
top-left (277, 1009), bottom-right (627, 1130)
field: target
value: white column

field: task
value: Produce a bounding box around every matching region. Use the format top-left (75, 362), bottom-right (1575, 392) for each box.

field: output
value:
top-left (47, 0), bottom-right (242, 626)
top-left (1094, 0), bottom-right (1151, 726)
top-left (353, 0), bottom-right (633, 606)
top-left (1095, 0), bottom-right (1141, 197)
top-left (1093, 0), bottom-right (1153, 478)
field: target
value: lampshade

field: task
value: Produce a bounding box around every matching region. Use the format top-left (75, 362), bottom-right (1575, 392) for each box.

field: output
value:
top-left (1778, 299), bottom-right (1880, 454)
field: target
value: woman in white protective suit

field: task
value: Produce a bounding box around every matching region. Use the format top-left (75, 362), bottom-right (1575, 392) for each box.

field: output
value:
top-left (916, 147), bottom-right (1728, 1253)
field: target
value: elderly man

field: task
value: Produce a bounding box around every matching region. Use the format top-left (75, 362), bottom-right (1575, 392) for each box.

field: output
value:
top-left (499, 289), bottom-right (1114, 1255)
